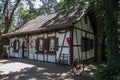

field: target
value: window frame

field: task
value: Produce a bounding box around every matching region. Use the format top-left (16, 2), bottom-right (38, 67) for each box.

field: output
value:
top-left (13, 39), bottom-right (20, 52)
top-left (35, 37), bottom-right (44, 54)
top-left (81, 37), bottom-right (89, 51)
top-left (81, 37), bottom-right (94, 51)
top-left (46, 37), bottom-right (58, 54)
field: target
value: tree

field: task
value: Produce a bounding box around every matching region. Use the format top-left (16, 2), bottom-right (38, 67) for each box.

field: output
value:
top-left (55, 0), bottom-right (80, 11)
top-left (2, 0), bottom-right (21, 34)
top-left (40, 0), bottom-right (57, 15)
top-left (0, 0), bottom-right (21, 58)
top-left (95, 0), bottom-right (120, 80)
top-left (18, 5), bottom-right (37, 25)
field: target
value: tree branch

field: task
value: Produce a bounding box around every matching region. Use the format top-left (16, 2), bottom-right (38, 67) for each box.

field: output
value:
top-left (3, 0), bottom-right (9, 15)
top-left (9, 0), bottom-right (21, 24)
top-left (3, 0), bottom-right (21, 33)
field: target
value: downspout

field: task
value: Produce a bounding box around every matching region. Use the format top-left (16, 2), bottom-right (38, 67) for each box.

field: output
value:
top-left (69, 26), bottom-right (74, 65)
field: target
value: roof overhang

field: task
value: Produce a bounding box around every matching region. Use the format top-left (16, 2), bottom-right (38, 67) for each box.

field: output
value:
top-left (3, 23), bottom-right (72, 37)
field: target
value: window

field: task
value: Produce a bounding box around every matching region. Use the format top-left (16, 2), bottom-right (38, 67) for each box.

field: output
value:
top-left (35, 37), bottom-right (58, 53)
top-left (49, 38), bottom-right (55, 51)
top-left (39, 39), bottom-right (43, 50)
top-left (48, 37), bottom-right (58, 52)
top-left (47, 37), bottom-right (58, 52)
top-left (81, 37), bottom-right (94, 51)
top-left (13, 40), bottom-right (19, 52)
top-left (81, 37), bottom-right (89, 51)
top-left (35, 38), bottom-right (44, 51)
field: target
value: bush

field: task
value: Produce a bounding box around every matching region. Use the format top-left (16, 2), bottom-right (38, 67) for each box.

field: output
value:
top-left (0, 38), bottom-right (4, 58)
top-left (2, 48), bottom-right (8, 58)
top-left (95, 63), bottom-right (120, 80)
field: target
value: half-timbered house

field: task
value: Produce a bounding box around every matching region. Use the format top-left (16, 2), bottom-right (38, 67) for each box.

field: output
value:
top-left (4, 5), bottom-right (97, 65)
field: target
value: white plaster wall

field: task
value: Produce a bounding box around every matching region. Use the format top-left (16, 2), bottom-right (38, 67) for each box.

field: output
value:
top-left (19, 37), bottom-right (23, 58)
top-left (38, 54), bottom-right (44, 61)
top-left (9, 31), bottom-right (70, 64)
top-left (29, 53), bottom-right (37, 60)
top-left (73, 16), bottom-right (95, 61)
top-left (47, 55), bottom-right (56, 62)
top-left (10, 38), bottom-right (14, 57)
top-left (9, 37), bottom-right (22, 58)
top-left (56, 31), bottom-right (69, 46)
top-left (56, 31), bottom-right (70, 63)
top-left (29, 35), bottom-right (37, 60)
top-left (10, 31), bottom-right (70, 62)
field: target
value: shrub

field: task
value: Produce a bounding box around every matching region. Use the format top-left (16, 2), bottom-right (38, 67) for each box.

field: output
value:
top-left (2, 48), bottom-right (8, 58)
top-left (95, 63), bottom-right (120, 80)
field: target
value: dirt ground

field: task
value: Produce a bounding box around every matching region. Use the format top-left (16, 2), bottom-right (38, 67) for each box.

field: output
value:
top-left (0, 58), bottom-right (96, 80)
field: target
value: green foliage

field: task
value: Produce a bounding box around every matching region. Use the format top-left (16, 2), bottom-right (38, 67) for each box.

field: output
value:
top-left (55, 0), bottom-right (81, 11)
top-left (0, 38), bottom-right (4, 58)
top-left (0, 37), bottom-right (8, 58)
top-left (95, 63), bottom-right (120, 80)
top-left (18, 8), bottom-right (37, 24)
top-left (95, 0), bottom-right (120, 80)
top-left (2, 47), bottom-right (8, 58)
top-left (95, 64), bottom-right (107, 80)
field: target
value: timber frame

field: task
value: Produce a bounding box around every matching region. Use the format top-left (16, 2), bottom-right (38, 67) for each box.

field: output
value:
top-left (3, 5), bottom-right (97, 65)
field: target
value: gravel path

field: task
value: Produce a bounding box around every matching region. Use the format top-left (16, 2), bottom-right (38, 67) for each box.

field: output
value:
top-left (0, 59), bottom-right (95, 80)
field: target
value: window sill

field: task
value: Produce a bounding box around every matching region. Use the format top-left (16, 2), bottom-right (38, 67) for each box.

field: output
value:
top-left (35, 51), bottom-right (44, 54)
top-left (13, 50), bottom-right (19, 53)
top-left (46, 51), bottom-right (56, 55)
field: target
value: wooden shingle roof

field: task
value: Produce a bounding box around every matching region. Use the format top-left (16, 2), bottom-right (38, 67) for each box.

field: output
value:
top-left (4, 5), bottom-right (88, 36)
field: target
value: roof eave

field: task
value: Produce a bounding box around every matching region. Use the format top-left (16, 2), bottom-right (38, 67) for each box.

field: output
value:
top-left (3, 24), bottom-right (72, 37)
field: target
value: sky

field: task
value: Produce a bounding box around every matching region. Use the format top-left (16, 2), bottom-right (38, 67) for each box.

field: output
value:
top-left (34, 0), bottom-right (61, 8)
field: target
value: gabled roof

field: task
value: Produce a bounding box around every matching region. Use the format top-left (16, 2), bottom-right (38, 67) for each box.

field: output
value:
top-left (4, 5), bottom-right (89, 36)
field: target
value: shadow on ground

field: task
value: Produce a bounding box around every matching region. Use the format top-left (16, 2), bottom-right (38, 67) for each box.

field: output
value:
top-left (0, 59), bottom-right (95, 80)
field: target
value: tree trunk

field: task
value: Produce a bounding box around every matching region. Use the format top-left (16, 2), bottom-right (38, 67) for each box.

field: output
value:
top-left (104, 0), bottom-right (119, 67)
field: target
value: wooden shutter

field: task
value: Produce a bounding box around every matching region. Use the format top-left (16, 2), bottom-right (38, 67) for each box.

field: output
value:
top-left (35, 39), bottom-right (39, 50)
top-left (81, 37), bottom-right (89, 51)
top-left (43, 39), bottom-right (46, 50)
top-left (55, 38), bottom-right (58, 51)
top-left (90, 39), bottom-right (93, 49)
top-left (13, 40), bottom-right (16, 51)
top-left (84, 37), bottom-right (89, 51)
top-left (18, 40), bottom-right (20, 51)
top-left (44, 38), bottom-right (49, 51)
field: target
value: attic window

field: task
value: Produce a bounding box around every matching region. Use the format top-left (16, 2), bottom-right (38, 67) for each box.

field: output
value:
top-left (13, 39), bottom-right (19, 52)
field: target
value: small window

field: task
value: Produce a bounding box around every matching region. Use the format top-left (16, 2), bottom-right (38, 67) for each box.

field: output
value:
top-left (81, 37), bottom-right (89, 51)
top-left (35, 38), bottom-right (44, 51)
top-left (13, 40), bottom-right (19, 52)
top-left (49, 38), bottom-right (55, 51)
top-left (35, 37), bottom-right (58, 52)
top-left (47, 37), bottom-right (58, 52)
top-left (39, 39), bottom-right (43, 50)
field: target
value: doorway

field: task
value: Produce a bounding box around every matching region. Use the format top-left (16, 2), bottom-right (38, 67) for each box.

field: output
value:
top-left (22, 41), bottom-right (29, 58)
